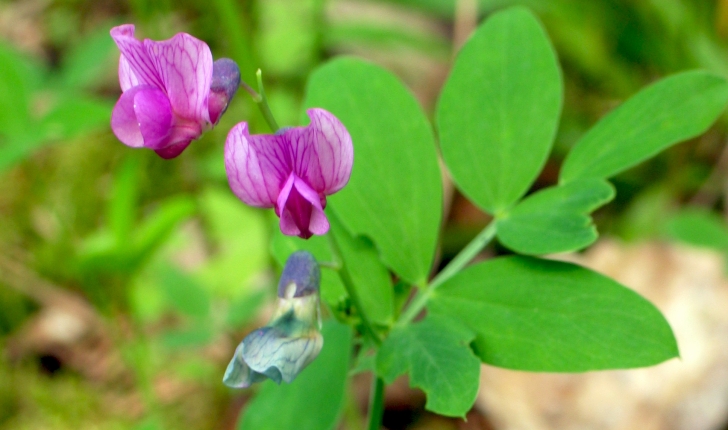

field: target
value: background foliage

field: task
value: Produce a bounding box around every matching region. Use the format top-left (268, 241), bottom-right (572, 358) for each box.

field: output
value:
top-left (3, 0), bottom-right (728, 429)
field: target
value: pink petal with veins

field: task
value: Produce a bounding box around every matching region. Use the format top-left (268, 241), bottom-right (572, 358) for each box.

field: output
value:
top-left (110, 25), bottom-right (164, 90)
top-left (225, 122), bottom-right (287, 208)
top-left (111, 85), bottom-right (173, 149)
top-left (277, 174), bottom-right (329, 239)
top-left (288, 109), bottom-right (353, 195)
top-left (145, 33), bottom-right (212, 125)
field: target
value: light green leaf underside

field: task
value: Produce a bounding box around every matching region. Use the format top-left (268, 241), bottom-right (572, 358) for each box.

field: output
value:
top-left (496, 179), bottom-right (615, 254)
top-left (304, 57), bottom-right (442, 285)
top-left (437, 6), bottom-right (562, 214)
top-left (429, 256), bottom-right (679, 371)
top-left (561, 70), bottom-right (728, 183)
top-left (376, 315), bottom-right (480, 417)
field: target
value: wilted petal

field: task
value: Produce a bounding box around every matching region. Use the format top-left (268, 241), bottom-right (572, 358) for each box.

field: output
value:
top-left (225, 123), bottom-right (289, 207)
top-left (208, 58), bottom-right (241, 124)
top-left (110, 25), bottom-right (164, 90)
top-left (277, 174), bottom-right (329, 239)
top-left (290, 108), bottom-right (353, 195)
top-left (241, 325), bottom-right (323, 384)
top-left (111, 85), bottom-right (173, 148)
top-left (222, 343), bottom-right (268, 388)
top-left (145, 33), bottom-right (213, 125)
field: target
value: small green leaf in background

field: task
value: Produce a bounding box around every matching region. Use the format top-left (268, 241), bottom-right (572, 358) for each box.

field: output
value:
top-left (59, 23), bottom-right (117, 90)
top-left (238, 321), bottom-right (353, 430)
top-left (39, 95), bottom-right (112, 141)
top-left (131, 196), bottom-right (197, 266)
top-left (496, 179), bottom-right (615, 254)
top-left (329, 213), bottom-right (394, 325)
top-left (304, 57), bottom-right (442, 286)
top-left (429, 256), bottom-right (679, 371)
top-left (197, 188), bottom-right (269, 298)
top-left (664, 208), bottom-right (728, 252)
top-left (560, 71), bottom-right (728, 183)
top-left (376, 315), bottom-right (480, 418)
top-left (158, 265), bottom-right (211, 320)
top-left (270, 229), bottom-right (347, 308)
top-left (225, 289), bottom-right (269, 328)
top-left (437, 6), bottom-right (562, 215)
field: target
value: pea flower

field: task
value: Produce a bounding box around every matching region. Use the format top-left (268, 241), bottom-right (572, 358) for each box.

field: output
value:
top-left (110, 25), bottom-right (240, 158)
top-left (224, 109), bottom-right (353, 238)
top-left (223, 251), bottom-right (323, 388)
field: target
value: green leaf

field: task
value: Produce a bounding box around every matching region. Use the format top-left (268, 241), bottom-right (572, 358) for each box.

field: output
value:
top-left (270, 229), bottom-right (347, 307)
top-left (304, 57), bottom-right (442, 285)
top-left (376, 315), bottom-right (480, 417)
top-left (158, 265), bottom-right (211, 320)
top-left (437, 7), bottom-right (562, 214)
top-left (496, 179), bottom-right (615, 254)
top-left (238, 321), bottom-right (353, 430)
top-left (664, 208), bottom-right (728, 252)
top-left (329, 214), bottom-right (394, 325)
top-left (225, 290), bottom-right (269, 328)
top-left (429, 256), bottom-right (679, 371)
top-left (560, 71), bottom-right (728, 183)
top-left (40, 94), bottom-right (112, 140)
top-left (197, 188), bottom-right (269, 298)
top-left (59, 24), bottom-right (117, 90)
top-left (131, 196), bottom-right (196, 267)
top-left (0, 43), bottom-right (42, 137)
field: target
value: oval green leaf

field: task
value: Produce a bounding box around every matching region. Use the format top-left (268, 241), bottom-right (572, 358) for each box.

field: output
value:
top-left (429, 256), bottom-right (679, 371)
top-left (496, 179), bottom-right (615, 254)
top-left (304, 57), bottom-right (442, 285)
top-left (437, 7), bottom-right (562, 214)
top-left (560, 71), bottom-right (728, 183)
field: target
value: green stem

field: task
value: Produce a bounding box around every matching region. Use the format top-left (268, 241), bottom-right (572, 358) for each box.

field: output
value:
top-left (367, 377), bottom-right (385, 430)
top-left (255, 69), bottom-right (280, 132)
top-left (397, 221), bottom-right (497, 325)
top-left (326, 232), bottom-right (382, 346)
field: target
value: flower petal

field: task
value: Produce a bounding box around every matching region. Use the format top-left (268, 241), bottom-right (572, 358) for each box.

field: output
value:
top-left (118, 55), bottom-right (139, 92)
top-left (241, 326), bottom-right (323, 384)
top-left (208, 58), bottom-right (241, 124)
top-left (144, 33), bottom-right (213, 125)
top-left (111, 85), bottom-right (173, 149)
top-left (225, 122), bottom-right (290, 208)
top-left (110, 25), bottom-right (164, 90)
top-left (222, 342), bottom-right (268, 388)
top-left (289, 108), bottom-right (353, 195)
top-left (277, 174), bottom-right (329, 239)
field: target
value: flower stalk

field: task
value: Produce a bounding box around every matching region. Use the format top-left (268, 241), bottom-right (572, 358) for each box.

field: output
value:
top-left (397, 221), bottom-right (497, 326)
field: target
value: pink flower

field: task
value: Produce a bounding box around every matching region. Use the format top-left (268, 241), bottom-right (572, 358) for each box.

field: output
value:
top-left (224, 109), bottom-right (354, 239)
top-left (110, 25), bottom-right (240, 158)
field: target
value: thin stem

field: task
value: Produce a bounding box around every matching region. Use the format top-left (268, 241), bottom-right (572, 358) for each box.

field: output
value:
top-left (367, 377), bottom-right (385, 430)
top-left (397, 221), bottom-right (497, 325)
top-left (255, 69), bottom-right (280, 132)
top-left (326, 232), bottom-right (382, 346)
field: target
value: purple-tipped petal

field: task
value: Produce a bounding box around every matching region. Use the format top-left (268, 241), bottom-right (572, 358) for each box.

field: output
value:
top-left (225, 123), bottom-right (289, 208)
top-left (277, 174), bottom-right (329, 239)
top-left (144, 33), bottom-right (213, 125)
top-left (290, 108), bottom-right (353, 195)
top-left (208, 58), bottom-right (241, 124)
top-left (111, 85), bottom-right (173, 149)
top-left (110, 25), bottom-right (164, 90)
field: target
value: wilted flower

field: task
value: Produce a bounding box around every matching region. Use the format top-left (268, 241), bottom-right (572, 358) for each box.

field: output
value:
top-left (223, 251), bottom-right (323, 388)
top-left (110, 24), bottom-right (240, 158)
top-left (224, 108), bottom-right (353, 238)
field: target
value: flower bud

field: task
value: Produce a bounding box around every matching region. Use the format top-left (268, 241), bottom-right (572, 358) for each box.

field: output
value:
top-left (208, 58), bottom-right (241, 124)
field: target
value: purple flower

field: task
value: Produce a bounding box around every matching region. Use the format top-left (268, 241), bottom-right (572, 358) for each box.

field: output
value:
top-left (224, 109), bottom-right (353, 238)
top-left (110, 25), bottom-right (240, 159)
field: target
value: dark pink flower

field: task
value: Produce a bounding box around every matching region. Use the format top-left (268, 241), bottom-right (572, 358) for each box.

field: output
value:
top-left (110, 25), bottom-right (240, 159)
top-left (224, 109), bottom-right (353, 239)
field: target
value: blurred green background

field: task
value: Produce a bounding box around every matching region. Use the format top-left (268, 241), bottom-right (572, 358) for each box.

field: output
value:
top-left (3, 0), bottom-right (728, 429)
